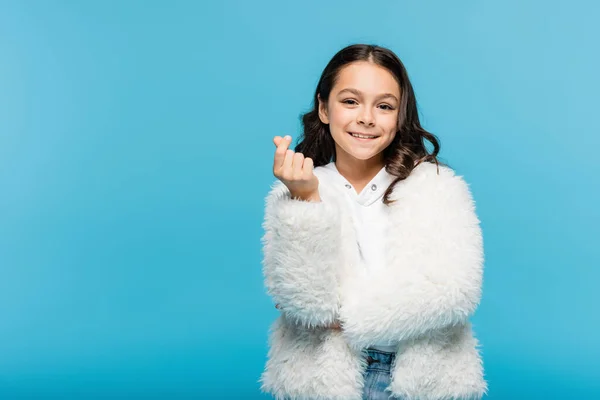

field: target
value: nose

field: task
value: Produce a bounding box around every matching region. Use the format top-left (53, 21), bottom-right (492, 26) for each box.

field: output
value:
top-left (357, 108), bottom-right (375, 127)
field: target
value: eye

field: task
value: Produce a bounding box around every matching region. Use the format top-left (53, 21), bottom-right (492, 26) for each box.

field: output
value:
top-left (342, 99), bottom-right (358, 105)
top-left (379, 104), bottom-right (395, 110)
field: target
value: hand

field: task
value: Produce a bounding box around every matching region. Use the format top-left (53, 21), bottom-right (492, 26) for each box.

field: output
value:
top-left (275, 304), bottom-right (341, 330)
top-left (272, 135), bottom-right (320, 202)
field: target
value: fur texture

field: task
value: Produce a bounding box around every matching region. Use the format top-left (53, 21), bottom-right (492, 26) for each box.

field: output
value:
top-left (260, 162), bottom-right (487, 400)
top-left (262, 181), bottom-right (342, 327)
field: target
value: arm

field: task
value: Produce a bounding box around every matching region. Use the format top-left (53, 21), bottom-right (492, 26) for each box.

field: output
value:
top-left (262, 180), bottom-right (342, 328)
top-left (339, 167), bottom-right (484, 349)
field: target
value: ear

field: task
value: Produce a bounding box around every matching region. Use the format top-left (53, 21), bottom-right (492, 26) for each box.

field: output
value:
top-left (317, 94), bottom-right (329, 124)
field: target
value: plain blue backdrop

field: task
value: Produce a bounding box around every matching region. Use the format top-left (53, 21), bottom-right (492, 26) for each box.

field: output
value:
top-left (1, 1), bottom-right (598, 399)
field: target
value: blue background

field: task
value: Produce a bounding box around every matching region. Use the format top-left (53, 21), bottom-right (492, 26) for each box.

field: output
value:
top-left (1, 1), bottom-right (598, 398)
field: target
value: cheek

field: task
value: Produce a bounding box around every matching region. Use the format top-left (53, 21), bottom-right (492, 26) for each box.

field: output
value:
top-left (328, 106), bottom-right (355, 126)
top-left (383, 113), bottom-right (399, 131)
top-left (383, 131), bottom-right (399, 147)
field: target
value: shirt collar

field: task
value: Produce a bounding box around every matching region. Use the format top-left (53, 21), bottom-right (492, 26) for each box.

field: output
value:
top-left (323, 162), bottom-right (395, 206)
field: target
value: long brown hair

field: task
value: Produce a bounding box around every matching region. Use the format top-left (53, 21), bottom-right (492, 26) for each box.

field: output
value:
top-left (295, 43), bottom-right (442, 205)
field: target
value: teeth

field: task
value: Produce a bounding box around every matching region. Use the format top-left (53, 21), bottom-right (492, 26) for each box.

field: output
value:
top-left (350, 133), bottom-right (376, 139)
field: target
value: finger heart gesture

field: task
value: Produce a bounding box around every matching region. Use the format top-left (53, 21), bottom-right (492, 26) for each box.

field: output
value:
top-left (272, 135), bottom-right (320, 202)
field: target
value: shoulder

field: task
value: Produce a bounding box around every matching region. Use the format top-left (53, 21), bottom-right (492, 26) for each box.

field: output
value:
top-left (414, 162), bottom-right (470, 190)
top-left (390, 162), bottom-right (476, 209)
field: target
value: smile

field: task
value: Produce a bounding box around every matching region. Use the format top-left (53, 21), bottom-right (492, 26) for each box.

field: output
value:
top-left (348, 132), bottom-right (379, 140)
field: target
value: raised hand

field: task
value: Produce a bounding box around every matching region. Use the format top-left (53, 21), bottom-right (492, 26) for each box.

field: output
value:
top-left (272, 135), bottom-right (320, 202)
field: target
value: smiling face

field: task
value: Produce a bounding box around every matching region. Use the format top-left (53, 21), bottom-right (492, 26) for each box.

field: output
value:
top-left (318, 61), bottom-right (401, 168)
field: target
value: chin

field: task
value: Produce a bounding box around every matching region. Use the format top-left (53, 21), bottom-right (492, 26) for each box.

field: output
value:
top-left (350, 153), bottom-right (376, 160)
top-left (345, 150), bottom-right (383, 161)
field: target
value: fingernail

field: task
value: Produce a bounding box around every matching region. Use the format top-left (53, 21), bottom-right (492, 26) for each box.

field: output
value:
top-left (284, 135), bottom-right (291, 140)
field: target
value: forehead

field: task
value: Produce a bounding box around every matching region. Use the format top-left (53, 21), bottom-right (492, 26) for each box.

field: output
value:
top-left (332, 61), bottom-right (400, 96)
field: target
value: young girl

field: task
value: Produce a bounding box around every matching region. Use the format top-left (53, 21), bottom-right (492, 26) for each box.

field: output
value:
top-left (260, 44), bottom-right (486, 400)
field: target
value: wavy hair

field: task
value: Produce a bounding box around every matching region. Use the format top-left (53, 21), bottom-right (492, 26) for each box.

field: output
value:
top-left (294, 44), bottom-right (443, 205)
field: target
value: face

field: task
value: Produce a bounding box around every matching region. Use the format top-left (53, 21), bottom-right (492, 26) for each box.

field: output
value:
top-left (318, 61), bottom-right (400, 166)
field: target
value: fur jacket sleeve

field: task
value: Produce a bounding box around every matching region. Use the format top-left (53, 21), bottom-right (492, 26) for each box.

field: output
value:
top-left (261, 180), bottom-right (341, 328)
top-left (338, 164), bottom-right (484, 349)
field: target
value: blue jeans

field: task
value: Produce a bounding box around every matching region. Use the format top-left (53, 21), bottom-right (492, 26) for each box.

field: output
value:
top-left (280, 348), bottom-right (399, 400)
top-left (361, 348), bottom-right (398, 400)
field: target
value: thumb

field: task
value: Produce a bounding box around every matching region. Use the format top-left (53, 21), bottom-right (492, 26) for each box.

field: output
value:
top-left (273, 135), bottom-right (292, 147)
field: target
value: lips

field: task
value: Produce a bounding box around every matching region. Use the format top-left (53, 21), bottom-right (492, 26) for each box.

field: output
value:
top-left (348, 131), bottom-right (379, 140)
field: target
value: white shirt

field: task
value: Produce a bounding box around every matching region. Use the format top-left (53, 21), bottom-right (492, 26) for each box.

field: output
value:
top-left (319, 161), bottom-right (398, 352)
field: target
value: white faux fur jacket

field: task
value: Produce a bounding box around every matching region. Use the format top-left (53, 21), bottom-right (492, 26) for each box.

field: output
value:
top-left (260, 161), bottom-right (487, 400)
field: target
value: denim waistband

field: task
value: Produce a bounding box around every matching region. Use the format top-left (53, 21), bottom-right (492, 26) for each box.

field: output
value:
top-left (365, 348), bottom-right (395, 366)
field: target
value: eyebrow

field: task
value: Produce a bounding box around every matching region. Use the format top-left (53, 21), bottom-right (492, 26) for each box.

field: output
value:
top-left (337, 88), bottom-right (399, 103)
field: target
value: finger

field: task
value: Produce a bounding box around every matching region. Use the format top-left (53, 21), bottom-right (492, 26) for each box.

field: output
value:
top-left (273, 135), bottom-right (288, 147)
top-left (303, 157), bottom-right (314, 178)
top-left (282, 149), bottom-right (294, 177)
top-left (274, 136), bottom-right (291, 171)
top-left (292, 152), bottom-right (304, 177)
top-left (277, 135), bottom-right (291, 149)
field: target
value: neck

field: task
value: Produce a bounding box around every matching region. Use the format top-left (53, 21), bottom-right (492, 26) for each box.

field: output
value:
top-left (334, 153), bottom-right (385, 192)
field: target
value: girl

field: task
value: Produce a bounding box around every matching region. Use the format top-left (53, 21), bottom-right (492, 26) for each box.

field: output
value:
top-left (260, 44), bottom-right (486, 400)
